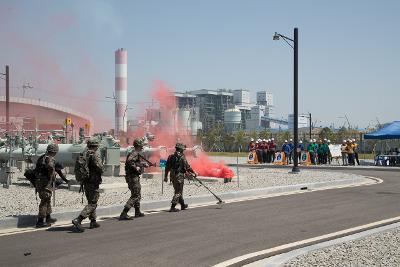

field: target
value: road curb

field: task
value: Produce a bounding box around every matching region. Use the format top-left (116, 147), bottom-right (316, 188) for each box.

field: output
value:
top-left (0, 176), bottom-right (373, 231)
top-left (243, 220), bottom-right (400, 267)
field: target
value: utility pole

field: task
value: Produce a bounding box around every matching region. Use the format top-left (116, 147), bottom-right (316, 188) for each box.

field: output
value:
top-left (22, 82), bottom-right (33, 98)
top-left (309, 112), bottom-right (312, 140)
top-left (6, 65), bottom-right (10, 133)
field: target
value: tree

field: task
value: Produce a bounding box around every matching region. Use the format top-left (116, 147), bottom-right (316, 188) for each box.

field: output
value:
top-left (233, 130), bottom-right (247, 151)
top-left (319, 127), bottom-right (334, 141)
top-left (259, 129), bottom-right (271, 140)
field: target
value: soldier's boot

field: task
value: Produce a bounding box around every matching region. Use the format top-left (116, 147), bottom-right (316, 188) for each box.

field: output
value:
top-left (134, 204), bottom-right (145, 218)
top-left (36, 217), bottom-right (50, 228)
top-left (169, 204), bottom-right (179, 212)
top-left (179, 200), bottom-right (188, 210)
top-left (89, 219), bottom-right (100, 229)
top-left (72, 215), bottom-right (85, 233)
top-left (46, 215), bottom-right (57, 224)
top-left (119, 207), bottom-right (134, 220)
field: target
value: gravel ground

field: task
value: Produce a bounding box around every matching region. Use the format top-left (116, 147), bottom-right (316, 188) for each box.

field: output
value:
top-left (0, 167), bottom-right (363, 219)
top-left (284, 227), bottom-right (400, 267)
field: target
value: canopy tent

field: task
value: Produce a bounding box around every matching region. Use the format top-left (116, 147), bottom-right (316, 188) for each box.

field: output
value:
top-left (364, 121), bottom-right (400, 140)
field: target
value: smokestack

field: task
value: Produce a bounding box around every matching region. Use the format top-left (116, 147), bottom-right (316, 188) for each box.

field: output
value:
top-left (115, 48), bottom-right (128, 136)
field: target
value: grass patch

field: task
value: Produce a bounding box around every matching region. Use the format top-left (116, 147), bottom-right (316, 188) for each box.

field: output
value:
top-left (358, 153), bottom-right (375, 160)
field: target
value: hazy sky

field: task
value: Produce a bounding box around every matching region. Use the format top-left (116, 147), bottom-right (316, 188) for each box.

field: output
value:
top-left (0, 0), bottom-right (399, 130)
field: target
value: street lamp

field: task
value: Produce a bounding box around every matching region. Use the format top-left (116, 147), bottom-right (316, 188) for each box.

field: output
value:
top-left (123, 106), bottom-right (134, 130)
top-left (273, 28), bottom-right (300, 173)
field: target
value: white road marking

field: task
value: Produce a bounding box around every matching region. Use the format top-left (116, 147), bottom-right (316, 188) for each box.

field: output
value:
top-left (214, 214), bottom-right (400, 266)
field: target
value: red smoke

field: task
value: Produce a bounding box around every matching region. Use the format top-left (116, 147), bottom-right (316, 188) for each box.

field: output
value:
top-left (189, 154), bottom-right (234, 179)
top-left (127, 81), bottom-right (234, 179)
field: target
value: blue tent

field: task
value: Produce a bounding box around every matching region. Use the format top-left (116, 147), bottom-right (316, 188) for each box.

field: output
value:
top-left (364, 121), bottom-right (400, 140)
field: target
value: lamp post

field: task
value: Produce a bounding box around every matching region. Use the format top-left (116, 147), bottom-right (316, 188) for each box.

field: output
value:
top-left (106, 95), bottom-right (117, 137)
top-left (273, 28), bottom-right (300, 173)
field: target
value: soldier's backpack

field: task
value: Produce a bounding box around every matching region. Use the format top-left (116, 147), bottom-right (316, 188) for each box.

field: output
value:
top-left (74, 152), bottom-right (89, 183)
top-left (24, 168), bottom-right (37, 187)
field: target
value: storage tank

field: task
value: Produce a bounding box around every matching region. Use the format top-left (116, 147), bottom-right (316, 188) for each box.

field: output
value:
top-left (177, 109), bottom-right (191, 133)
top-left (190, 120), bottom-right (202, 136)
top-left (224, 109), bottom-right (242, 133)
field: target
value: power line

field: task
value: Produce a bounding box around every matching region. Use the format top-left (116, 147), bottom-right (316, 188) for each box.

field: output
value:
top-left (0, 85), bottom-right (154, 105)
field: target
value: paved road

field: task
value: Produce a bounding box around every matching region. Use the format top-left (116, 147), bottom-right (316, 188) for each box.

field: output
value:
top-left (0, 169), bottom-right (399, 267)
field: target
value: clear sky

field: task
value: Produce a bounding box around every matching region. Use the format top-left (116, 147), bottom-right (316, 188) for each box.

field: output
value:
top-left (0, 0), bottom-right (399, 131)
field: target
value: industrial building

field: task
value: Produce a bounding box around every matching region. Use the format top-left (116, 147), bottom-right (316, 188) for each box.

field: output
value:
top-left (175, 89), bottom-right (234, 132)
top-left (173, 89), bottom-right (289, 134)
top-left (288, 114), bottom-right (310, 130)
top-left (0, 96), bottom-right (93, 134)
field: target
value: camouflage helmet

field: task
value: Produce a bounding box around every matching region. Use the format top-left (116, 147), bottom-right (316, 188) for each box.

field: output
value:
top-left (46, 143), bottom-right (59, 153)
top-left (175, 143), bottom-right (186, 151)
top-left (86, 137), bottom-right (100, 147)
top-left (133, 138), bottom-right (144, 148)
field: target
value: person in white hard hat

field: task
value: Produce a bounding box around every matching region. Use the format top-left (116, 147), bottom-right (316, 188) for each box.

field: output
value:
top-left (298, 140), bottom-right (304, 162)
top-left (352, 139), bottom-right (360, 165)
top-left (265, 139), bottom-right (271, 163)
top-left (341, 140), bottom-right (348, 166)
top-left (269, 138), bottom-right (276, 163)
top-left (261, 139), bottom-right (268, 163)
top-left (249, 138), bottom-right (256, 152)
top-left (256, 139), bottom-right (263, 164)
top-left (346, 139), bottom-right (355, 165)
top-left (282, 140), bottom-right (290, 164)
top-left (313, 139), bottom-right (319, 164)
top-left (288, 139), bottom-right (294, 164)
top-left (326, 140), bottom-right (332, 164)
top-left (307, 139), bottom-right (316, 165)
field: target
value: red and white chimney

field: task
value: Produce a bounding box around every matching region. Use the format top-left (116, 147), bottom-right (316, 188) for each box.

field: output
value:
top-left (115, 48), bottom-right (128, 135)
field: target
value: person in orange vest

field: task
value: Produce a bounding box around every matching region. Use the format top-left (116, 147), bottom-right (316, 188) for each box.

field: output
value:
top-left (248, 138), bottom-right (256, 152)
top-left (346, 139), bottom-right (355, 166)
top-left (352, 138), bottom-right (360, 165)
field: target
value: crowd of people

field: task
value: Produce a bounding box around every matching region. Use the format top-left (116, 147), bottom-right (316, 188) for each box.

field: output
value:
top-left (340, 139), bottom-right (360, 166)
top-left (248, 138), bottom-right (361, 166)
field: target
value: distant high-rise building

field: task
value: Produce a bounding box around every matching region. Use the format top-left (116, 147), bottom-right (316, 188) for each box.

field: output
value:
top-left (233, 89), bottom-right (250, 105)
top-left (188, 89), bottom-right (234, 131)
top-left (256, 91), bottom-right (273, 106)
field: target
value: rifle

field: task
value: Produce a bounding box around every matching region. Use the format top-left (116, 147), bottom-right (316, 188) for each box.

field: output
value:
top-left (187, 172), bottom-right (224, 205)
top-left (138, 154), bottom-right (157, 167)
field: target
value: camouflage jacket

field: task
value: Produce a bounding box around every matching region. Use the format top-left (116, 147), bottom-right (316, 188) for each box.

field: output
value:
top-left (85, 150), bottom-right (103, 185)
top-left (35, 154), bottom-right (56, 189)
top-left (125, 151), bottom-right (145, 177)
top-left (165, 152), bottom-right (193, 181)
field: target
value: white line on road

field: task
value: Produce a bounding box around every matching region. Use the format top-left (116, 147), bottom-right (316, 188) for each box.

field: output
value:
top-left (213, 215), bottom-right (400, 267)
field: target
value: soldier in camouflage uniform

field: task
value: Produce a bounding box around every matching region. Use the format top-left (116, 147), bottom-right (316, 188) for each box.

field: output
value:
top-left (119, 138), bottom-right (148, 220)
top-left (164, 143), bottom-right (194, 212)
top-left (35, 143), bottom-right (59, 228)
top-left (72, 138), bottom-right (103, 232)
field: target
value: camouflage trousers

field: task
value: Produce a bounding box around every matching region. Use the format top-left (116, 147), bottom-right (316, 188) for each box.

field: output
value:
top-left (124, 176), bottom-right (141, 209)
top-left (80, 183), bottom-right (100, 220)
top-left (37, 188), bottom-right (52, 219)
top-left (171, 179), bottom-right (184, 205)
